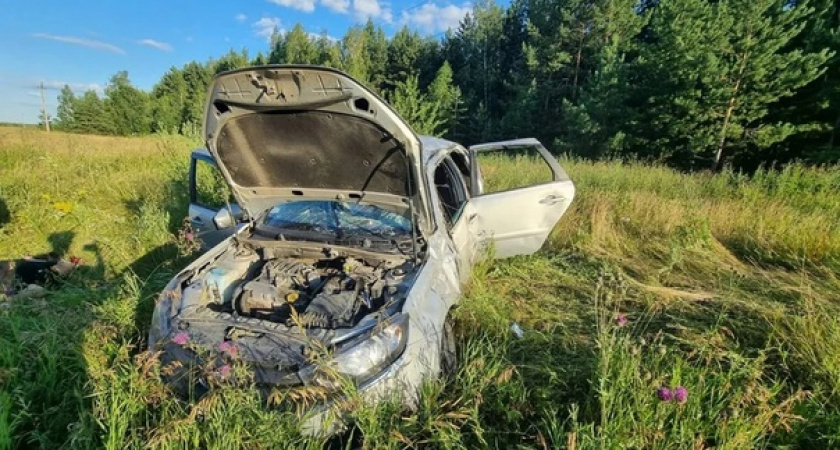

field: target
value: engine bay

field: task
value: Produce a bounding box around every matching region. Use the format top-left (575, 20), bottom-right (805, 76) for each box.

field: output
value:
top-left (178, 244), bottom-right (414, 331)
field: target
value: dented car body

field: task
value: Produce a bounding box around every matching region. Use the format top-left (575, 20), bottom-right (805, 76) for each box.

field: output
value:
top-left (148, 65), bottom-right (575, 432)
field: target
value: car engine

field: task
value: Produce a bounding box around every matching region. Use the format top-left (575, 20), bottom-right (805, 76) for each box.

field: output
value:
top-left (233, 256), bottom-right (410, 328)
top-left (190, 248), bottom-right (413, 330)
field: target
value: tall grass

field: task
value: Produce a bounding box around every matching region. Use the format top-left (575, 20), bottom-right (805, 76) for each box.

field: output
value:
top-left (1, 127), bottom-right (840, 448)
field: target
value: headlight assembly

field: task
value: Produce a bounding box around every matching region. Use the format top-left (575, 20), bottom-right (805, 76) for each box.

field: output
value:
top-left (301, 313), bottom-right (409, 388)
top-left (147, 281), bottom-right (179, 349)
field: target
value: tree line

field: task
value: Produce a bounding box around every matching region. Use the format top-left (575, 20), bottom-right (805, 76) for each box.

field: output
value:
top-left (52, 0), bottom-right (838, 170)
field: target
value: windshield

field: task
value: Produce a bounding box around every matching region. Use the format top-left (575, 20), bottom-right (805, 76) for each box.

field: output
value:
top-left (259, 201), bottom-right (412, 239)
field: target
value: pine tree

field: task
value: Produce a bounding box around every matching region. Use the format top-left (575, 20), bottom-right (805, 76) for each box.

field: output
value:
top-left (427, 62), bottom-right (462, 135)
top-left (390, 74), bottom-right (446, 136)
top-left (633, 0), bottom-right (833, 169)
top-left (443, 0), bottom-right (506, 143)
top-left (74, 90), bottom-right (112, 135)
top-left (150, 67), bottom-right (188, 133)
top-left (363, 20), bottom-right (389, 91)
top-left (284, 25), bottom-right (320, 64)
top-left (54, 85), bottom-right (77, 131)
top-left (268, 27), bottom-right (286, 64)
top-left (559, 0), bottom-right (647, 158)
top-left (104, 71), bottom-right (151, 135)
top-left (180, 62), bottom-right (213, 134)
top-left (386, 27), bottom-right (424, 90)
top-left (342, 26), bottom-right (371, 83)
top-left (213, 48), bottom-right (250, 74)
top-left (252, 52), bottom-right (268, 66)
top-left (314, 33), bottom-right (342, 68)
top-left (768, 0), bottom-right (839, 164)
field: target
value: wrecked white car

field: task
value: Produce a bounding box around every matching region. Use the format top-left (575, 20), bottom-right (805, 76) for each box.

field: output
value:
top-left (148, 65), bottom-right (575, 431)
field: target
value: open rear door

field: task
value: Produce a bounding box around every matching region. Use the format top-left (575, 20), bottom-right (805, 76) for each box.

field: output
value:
top-left (468, 138), bottom-right (575, 259)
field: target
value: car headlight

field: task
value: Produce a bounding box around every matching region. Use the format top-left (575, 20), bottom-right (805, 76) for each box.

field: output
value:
top-left (301, 313), bottom-right (409, 388)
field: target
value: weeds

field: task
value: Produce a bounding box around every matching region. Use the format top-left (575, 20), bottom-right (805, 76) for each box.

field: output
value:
top-left (1, 127), bottom-right (840, 448)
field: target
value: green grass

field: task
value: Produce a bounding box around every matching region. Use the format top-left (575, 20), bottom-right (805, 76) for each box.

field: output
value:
top-left (1, 126), bottom-right (840, 448)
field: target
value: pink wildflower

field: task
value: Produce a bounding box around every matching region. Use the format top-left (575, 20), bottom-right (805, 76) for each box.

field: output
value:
top-left (616, 313), bottom-right (628, 327)
top-left (657, 386), bottom-right (672, 402)
top-left (172, 332), bottom-right (189, 346)
top-left (218, 340), bottom-right (238, 356)
top-left (218, 364), bottom-right (231, 378)
top-left (674, 386), bottom-right (688, 404)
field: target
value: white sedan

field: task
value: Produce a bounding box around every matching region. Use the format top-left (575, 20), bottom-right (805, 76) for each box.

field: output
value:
top-left (149, 65), bottom-right (575, 433)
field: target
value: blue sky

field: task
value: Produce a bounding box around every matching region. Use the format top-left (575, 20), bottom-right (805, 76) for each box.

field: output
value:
top-left (0, 0), bottom-right (474, 124)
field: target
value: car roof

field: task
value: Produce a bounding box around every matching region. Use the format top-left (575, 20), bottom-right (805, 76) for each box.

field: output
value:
top-left (419, 135), bottom-right (460, 165)
top-left (192, 135), bottom-right (460, 166)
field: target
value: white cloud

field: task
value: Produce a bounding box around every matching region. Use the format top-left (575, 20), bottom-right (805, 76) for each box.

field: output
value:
top-left (235, 13), bottom-right (248, 22)
top-left (353, 0), bottom-right (392, 22)
top-left (400, 3), bottom-right (472, 33)
top-left (253, 17), bottom-right (283, 41)
top-left (320, 0), bottom-right (350, 13)
top-left (268, 0), bottom-right (316, 12)
top-left (307, 31), bottom-right (339, 42)
top-left (31, 33), bottom-right (125, 54)
top-left (138, 38), bottom-right (173, 52)
top-left (401, 3), bottom-right (470, 33)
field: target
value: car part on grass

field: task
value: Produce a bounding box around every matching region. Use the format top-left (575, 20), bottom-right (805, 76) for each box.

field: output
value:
top-left (1, 254), bottom-right (82, 298)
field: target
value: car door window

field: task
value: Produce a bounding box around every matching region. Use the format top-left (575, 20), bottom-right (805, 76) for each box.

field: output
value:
top-left (433, 156), bottom-right (469, 229)
top-left (191, 158), bottom-right (231, 210)
top-left (471, 143), bottom-right (556, 194)
top-left (449, 151), bottom-right (472, 194)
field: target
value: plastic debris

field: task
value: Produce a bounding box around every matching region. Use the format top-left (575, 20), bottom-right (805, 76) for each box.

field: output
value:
top-left (510, 322), bottom-right (524, 339)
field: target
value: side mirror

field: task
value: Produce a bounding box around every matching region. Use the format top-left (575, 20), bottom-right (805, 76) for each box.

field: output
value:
top-left (213, 203), bottom-right (244, 230)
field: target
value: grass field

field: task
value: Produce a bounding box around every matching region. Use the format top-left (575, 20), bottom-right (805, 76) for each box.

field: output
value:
top-left (1, 126), bottom-right (840, 449)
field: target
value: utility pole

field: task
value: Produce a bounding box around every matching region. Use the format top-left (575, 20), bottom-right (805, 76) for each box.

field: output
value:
top-left (39, 82), bottom-right (51, 132)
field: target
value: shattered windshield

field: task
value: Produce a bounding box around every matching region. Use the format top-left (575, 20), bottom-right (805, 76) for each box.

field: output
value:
top-left (259, 201), bottom-right (412, 239)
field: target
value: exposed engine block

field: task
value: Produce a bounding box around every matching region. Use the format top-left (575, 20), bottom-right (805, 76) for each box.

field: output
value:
top-left (232, 256), bottom-right (409, 328)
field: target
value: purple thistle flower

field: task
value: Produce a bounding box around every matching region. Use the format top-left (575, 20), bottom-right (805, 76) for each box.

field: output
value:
top-left (657, 386), bottom-right (673, 402)
top-left (185, 232), bottom-right (194, 242)
top-left (674, 386), bottom-right (688, 404)
top-left (218, 364), bottom-right (231, 378)
top-left (172, 332), bottom-right (189, 346)
top-left (218, 340), bottom-right (238, 356)
top-left (616, 313), bottom-right (628, 327)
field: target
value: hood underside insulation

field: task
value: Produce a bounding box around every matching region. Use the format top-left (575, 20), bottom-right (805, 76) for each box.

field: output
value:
top-left (215, 110), bottom-right (412, 196)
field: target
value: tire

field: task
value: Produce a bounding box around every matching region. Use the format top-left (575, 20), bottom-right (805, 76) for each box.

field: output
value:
top-left (440, 317), bottom-right (458, 380)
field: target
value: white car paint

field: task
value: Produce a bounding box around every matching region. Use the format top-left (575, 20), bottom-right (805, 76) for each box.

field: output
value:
top-left (160, 66), bottom-right (576, 436)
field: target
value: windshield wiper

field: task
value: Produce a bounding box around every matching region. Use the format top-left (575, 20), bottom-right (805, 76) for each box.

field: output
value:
top-left (255, 222), bottom-right (337, 240)
top-left (335, 232), bottom-right (413, 254)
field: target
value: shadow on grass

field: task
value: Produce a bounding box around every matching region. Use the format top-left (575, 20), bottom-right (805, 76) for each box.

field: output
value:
top-left (0, 174), bottom-right (197, 448)
top-left (0, 198), bottom-right (9, 229)
top-left (0, 230), bottom-right (95, 448)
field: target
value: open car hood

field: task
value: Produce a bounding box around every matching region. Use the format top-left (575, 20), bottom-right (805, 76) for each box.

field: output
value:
top-left (203, 65), bottom-right (428, 225)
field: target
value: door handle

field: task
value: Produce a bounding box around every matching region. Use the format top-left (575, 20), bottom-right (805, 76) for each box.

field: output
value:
top-left (468, 213), bottom-right (478, 223)
top-left (539, 195), bottom-right (564, 205)
top-left (191, 216), bottom-right (204, 224)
